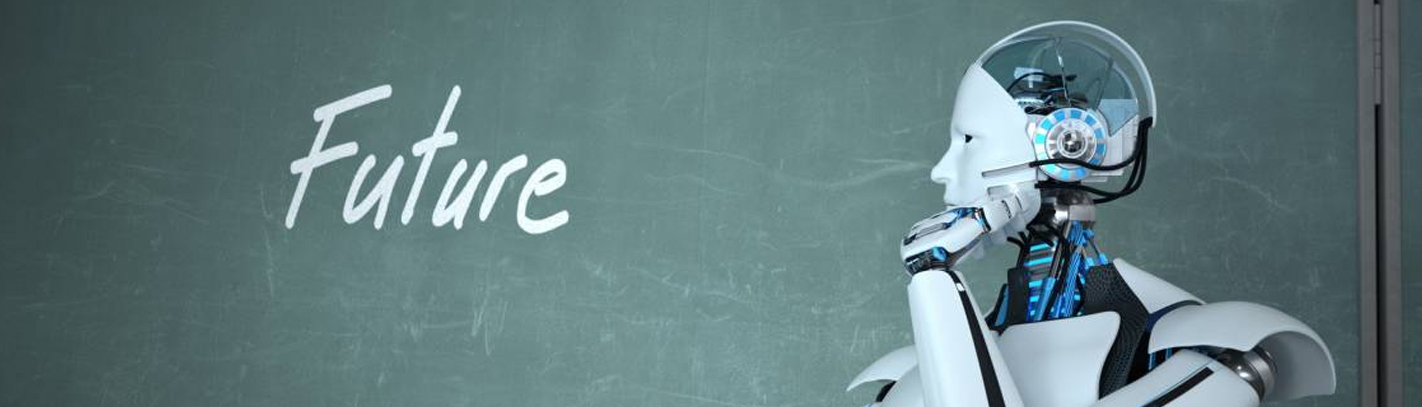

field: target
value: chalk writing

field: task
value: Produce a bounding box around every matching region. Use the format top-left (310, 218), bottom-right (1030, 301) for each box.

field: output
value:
top-left (285, 85), bottom-right (568, 235)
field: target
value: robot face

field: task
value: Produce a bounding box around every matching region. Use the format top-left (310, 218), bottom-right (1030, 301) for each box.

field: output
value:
top-left (932, 21), bottom-right (1158, 205)
top-left (931, 66), bottom-right (1037, 206)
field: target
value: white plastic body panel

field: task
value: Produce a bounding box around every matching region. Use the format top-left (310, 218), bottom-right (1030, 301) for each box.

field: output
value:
top-left (1148, 301), bottom-right (1337, 402)
top-left (846, 345), bottom-right (917, 392)
top-left (908, 270), bottom-right (1024, 407)
top-left (997, 312), bottom-right (1119, 407)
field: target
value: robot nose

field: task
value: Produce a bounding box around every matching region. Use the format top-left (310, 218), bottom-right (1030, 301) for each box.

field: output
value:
top-left (930, 169), bottom-right (950, 185)
top-left (929, 153), bottom-right (953, 185)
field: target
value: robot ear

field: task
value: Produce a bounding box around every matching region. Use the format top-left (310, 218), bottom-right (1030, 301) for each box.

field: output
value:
top-left (1030, 107), bottom-right (1110, 182)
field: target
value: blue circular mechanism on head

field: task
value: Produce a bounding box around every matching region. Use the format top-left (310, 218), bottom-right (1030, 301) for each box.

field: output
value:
top-left (1031, 107), bottom-right (1109, 182)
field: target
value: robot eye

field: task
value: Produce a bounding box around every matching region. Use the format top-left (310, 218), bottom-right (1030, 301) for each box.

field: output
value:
top-left (963, 134), bottom-right (974, 144)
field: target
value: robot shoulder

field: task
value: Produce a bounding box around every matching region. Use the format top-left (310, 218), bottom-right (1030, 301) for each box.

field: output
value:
top-left (1113, 259), bottom-right (1336, 402)
top-left (1110, 258), bottom-right (1201, 313)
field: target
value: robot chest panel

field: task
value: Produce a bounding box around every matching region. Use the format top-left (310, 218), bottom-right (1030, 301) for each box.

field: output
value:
top-left (996, 311), bottom-right (1121, 407)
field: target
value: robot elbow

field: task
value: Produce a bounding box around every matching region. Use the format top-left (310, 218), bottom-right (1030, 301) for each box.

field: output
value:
top-left (1214, 347), bottom-right (1277, 401)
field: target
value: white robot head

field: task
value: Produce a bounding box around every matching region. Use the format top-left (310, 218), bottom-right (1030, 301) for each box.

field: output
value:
top-left (932, 21), bottom-right (1157, 209)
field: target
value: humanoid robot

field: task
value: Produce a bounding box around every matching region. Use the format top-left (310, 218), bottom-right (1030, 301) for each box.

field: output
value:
top-left (846, 21), bottom-right (1336, 407)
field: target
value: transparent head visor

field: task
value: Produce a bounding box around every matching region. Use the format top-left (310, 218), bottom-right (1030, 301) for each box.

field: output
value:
top-left (975, 23), bottom-right (1157, 139)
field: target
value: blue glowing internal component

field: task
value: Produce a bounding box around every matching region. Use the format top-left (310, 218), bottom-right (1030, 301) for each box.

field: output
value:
top-left (1025, 256), bottom-right (1052, 267)
top-left (1011, 220), bottom-right (1109, 323)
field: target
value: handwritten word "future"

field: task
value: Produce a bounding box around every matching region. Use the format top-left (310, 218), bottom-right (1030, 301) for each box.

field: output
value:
top-left (285, 85), bottom-right (569, 235)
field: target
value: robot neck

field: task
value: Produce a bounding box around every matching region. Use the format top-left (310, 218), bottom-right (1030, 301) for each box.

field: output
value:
top-left (1012, 191), bottom-right (1107, 322)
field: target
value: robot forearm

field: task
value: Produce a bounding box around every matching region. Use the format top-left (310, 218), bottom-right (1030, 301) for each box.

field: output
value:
top-left (899, 192), bottom-right (1036, 407)
top-left (908, 269), bottom-right (1024, 407)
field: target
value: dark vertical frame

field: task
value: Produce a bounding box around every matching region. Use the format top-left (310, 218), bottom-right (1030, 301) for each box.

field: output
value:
top-left (1359, 0), bottom-right (1401, 406)
top-left (1379, 0), bottom-right (1401, 405)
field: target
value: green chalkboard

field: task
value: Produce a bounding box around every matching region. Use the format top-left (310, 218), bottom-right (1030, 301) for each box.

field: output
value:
top-left (0, 1), bottom-right (1359, 407)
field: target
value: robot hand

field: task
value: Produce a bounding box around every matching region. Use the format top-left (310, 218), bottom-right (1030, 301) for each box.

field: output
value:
top-left (900, 191), bottom-right (1036, 274)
